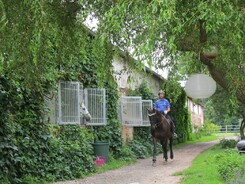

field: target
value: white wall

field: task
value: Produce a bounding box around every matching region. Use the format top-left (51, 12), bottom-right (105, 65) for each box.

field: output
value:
top-left (112, 56), bottom-right (162, 96)
top-left (187, 98), bottom-right (204, 131)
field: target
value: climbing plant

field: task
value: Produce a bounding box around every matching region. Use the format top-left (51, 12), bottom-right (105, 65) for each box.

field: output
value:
top-left (162, 81), bottom-right (192, 142)
top-left (0, 1), bottom-right (122, 183)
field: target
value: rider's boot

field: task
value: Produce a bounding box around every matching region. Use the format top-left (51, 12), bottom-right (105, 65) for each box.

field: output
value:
top-left (171, 124), bottom-right (178, 139)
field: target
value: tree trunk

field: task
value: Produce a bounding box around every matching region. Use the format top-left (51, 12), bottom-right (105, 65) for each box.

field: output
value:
top-left (240, 115), bottom-right (245, 140)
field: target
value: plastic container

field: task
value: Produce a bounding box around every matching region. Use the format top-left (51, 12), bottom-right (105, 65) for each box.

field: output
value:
top-left (92, 141), bottom-right (109, 163)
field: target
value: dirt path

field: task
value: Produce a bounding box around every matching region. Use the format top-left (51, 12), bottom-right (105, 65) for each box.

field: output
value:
top-left (55, 140), bottom-right (220, 184)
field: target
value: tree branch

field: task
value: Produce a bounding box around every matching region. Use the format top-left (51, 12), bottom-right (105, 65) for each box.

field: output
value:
top-left (199, 19), bottom-right (245, 104)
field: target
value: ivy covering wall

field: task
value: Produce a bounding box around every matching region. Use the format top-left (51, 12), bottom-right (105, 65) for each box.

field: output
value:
top-left (0, 1), bottom-right (191, 183)
top-left (163, 81), bottom-right (192, 142)
top-left (0, 1), bottom-right (121, 183)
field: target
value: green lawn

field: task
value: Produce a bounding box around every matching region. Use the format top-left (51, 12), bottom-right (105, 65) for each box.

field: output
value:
top-left (174, 145), bottom-right (225, 184)
top-left (174, 134), bottom-right (218, 148)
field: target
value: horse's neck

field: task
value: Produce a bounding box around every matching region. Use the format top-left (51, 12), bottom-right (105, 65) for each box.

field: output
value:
top-left (158, 116), bottom-right (171, 129)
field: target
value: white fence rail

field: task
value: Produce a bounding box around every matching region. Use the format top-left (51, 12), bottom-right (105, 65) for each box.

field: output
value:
top-left (206, 125), bottom-right (240, 133)
top-left (219, 125), bottom-right (240, 133)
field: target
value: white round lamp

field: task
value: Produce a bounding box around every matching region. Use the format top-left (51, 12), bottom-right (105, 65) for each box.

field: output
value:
top-left (184, 74), bottom-right (216, 99)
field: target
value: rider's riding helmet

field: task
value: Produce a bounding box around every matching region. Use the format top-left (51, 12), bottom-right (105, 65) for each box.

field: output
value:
top-left (158, 90), bottom-right (165, 96)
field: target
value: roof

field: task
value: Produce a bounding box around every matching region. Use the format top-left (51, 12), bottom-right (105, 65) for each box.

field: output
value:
top-left (85, 25), bottom-right (166, 82)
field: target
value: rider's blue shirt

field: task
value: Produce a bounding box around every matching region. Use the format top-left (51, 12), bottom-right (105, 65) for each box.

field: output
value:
top-left (154, 98), bottom-right (170, 113)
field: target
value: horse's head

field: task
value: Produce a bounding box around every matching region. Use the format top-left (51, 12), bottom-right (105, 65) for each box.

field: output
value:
top-left (80, 102), bottom-right (92, 122)
top-left (147, 108), bottom-right (162, 129)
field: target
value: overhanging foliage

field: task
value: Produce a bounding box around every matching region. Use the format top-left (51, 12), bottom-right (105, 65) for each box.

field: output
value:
top-left (77, 0), bottom-right (244, 104)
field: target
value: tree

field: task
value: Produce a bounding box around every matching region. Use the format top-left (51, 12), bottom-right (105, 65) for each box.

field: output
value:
top-left (77, 0), bottom-right (245, 138)
top-left (1, 1), bottom-right (244, 136)
top-left (205, 85), bottom-right (242, 128)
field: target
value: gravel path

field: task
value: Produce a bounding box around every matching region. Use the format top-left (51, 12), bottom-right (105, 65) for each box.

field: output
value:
top-left (55, 140), bottom-right (220, 184)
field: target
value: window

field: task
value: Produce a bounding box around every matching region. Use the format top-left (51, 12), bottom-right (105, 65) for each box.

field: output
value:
top-left (120, 96), bottom-right (142, 126)
top-left (57, 81), bottom-right (80, 125)
top-left (84, 88), bottom-right (107, 126)
top-left (56, 81), bottom-right (107, 126)
top-left (120, 96), bottom-right (152, 126)
top-left (142, 100), bottom-right (153, 126)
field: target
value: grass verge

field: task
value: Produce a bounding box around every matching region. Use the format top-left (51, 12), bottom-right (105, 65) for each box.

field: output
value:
top-left (95, 158), bottom-right (136, 173)
top-left (174, 145), bottom-right (225, 184)
top-left (174, 134), bottom-right (218, 148)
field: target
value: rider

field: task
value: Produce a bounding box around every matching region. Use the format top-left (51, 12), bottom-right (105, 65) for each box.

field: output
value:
top-left (154, 90), bottom-right (177, 139)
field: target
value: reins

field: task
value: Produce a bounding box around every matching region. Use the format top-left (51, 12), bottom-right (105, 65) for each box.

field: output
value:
top-left (148, 112), bottom-right (170, 128)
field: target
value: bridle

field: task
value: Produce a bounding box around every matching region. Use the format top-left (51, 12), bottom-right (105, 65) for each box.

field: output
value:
top-left (148, 112), bottom-right (161, 129)
top-left (148, 111), bottom-right (168, 129)
top-left (148, 112), bottom-right (156, 117)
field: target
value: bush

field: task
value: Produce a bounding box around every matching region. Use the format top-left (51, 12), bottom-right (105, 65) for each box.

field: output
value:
top-left (215, 149), bottom-right (245, 182)
top-left (118, 145), bottom-right (137, 162)
top-left (226, 163), bottom-right (245, 184)
top-left (219, 139), bottom-right (238, 149)
top-left (128, 140), bottom-right (150, 159)
top-left (199, 120), bottom-right (221, 135)
top-left (189, 132), bottom-right (202, 141)
top-left (49, 125), bottom-right (96, 180)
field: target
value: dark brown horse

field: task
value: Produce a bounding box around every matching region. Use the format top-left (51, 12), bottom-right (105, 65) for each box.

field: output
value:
top-left (148, 108), bottom-right (173, 166)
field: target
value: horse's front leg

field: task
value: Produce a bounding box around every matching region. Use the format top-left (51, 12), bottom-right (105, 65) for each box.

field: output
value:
top-left (162, 140), bottom-right (168, 162)
top-left (169, 138), bottom-right (174, 159)
top-left (152, 137), bottom-right (157, 166)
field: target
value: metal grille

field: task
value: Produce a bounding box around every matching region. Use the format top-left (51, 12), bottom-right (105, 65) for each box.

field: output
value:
top-left (58, 81), bottom-right (80, 124)
top-left (120, 96), bottom-right (142, 126)
top-left (142, 100), bottom-right (153, 126)
top-left (84, 88), bottom-right (107, 125)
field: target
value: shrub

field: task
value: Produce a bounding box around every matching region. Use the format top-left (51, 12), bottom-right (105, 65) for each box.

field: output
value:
top-left (128, 140), bottom-right (150, 159)
top-left (199, 120), bottom-right (221, 135)
top-left (215, 149), bottom-right (245, 182)
top-left (48, 125), bottom-right (96, 180)
top-left (118, 145), bottom-right (137, 162)
top-left (226, 163), bottom-right (245, 184)
top-left (219, 139), bottom-right (238, 149)
top-left (189, 132), bottom-right (202, 141)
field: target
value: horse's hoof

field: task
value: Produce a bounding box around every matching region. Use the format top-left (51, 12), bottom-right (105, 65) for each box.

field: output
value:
top-left (165, 159), bottom-right (168, 162)
top-left (152, 162), bottom-right (156, 167)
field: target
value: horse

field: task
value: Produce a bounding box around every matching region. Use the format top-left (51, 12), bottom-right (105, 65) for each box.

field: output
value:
top-left (80, 102), bottom-right (92, 122)
top-left (148, 108), bottom-right (173, 166)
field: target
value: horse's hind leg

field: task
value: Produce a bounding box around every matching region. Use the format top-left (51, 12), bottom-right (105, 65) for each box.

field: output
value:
top-left (169, 138), bottom-right (174, 159)
top-left (161, 140), bottom-right (168, 162)
top-left (152, 138), bottom-right (157, 166)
